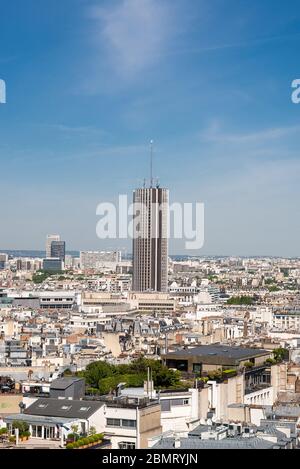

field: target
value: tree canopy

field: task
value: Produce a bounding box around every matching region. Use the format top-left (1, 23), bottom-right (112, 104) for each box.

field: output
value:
top-left (227, 296), bottom-right (256, 305)
top-left (82, 358), bottom-right (181, 394)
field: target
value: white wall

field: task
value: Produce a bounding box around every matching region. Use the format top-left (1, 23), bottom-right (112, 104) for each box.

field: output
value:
top-left (244, 387), bottom-right (274, 406)
top-left (160, 389), bottom-right (199, 434)
top-left (103, 405), bottom-right (137, 450)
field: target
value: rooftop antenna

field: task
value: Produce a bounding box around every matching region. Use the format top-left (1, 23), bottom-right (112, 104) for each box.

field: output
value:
top-left (150, 140), bottom-right (154, 188)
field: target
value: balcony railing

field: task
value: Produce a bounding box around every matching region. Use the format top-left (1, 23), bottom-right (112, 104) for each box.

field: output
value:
top-left (85, 395), bottom-right (159, 409)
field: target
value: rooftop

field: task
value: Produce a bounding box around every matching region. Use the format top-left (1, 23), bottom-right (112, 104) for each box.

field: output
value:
top-left (24, 398), bottom-right (104, 419)
top-left (163, 344), bottom-right (269, 363)
top-left (4, 413), bottom-right (75, 426)
top-left (153, 436), bottom-right (279, 450)
top-left (50, 377), bottom-right (83, 390)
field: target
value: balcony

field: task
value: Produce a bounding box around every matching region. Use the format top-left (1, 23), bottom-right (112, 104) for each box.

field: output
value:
top-left (85, 395), bottom-right (159, 409)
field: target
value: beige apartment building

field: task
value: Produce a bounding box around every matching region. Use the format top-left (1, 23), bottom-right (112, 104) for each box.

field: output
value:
top-left (128, 292), bottom-right (176, 313)
top-left (81, 291), bottom-right (176, 314)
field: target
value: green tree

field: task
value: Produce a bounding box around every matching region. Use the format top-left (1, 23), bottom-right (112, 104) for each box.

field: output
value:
top-left (12, 420), bottom-right (29, 436)
top-left (265, 278), bottom-right (275, 285)
top-left (153, 368), bottom-right (181, 388)
top-left (265, 358), bottom-right (277, 365)
top-left (227, 296), bottom-right (255, 305)
top-left (243, 362), bottom-right (254, 369)
top-left (268, 286), bottom-right (280, 292)
top-left (84, 361), bottom-right (116, 387)
top-left (273, 348), bottom-right (288, 362)
top-left (89, 426), bottom-right (97, 436)
top-left (98, 375), bottom-right (121, 395)
top-left (70, 424), bottom-right (79, 441)
top-left (84, 358), bottom-right (182, 394)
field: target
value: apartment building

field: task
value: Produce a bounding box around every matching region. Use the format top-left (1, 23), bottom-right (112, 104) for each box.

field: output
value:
top-left (128, 292), bottom-right (176, 313)
top-left (162, 345), bottom-right (271, 374)
top-left (102, 396), bottom-right (162, 449)
top-left (80, 251), bottom-right (121, 271)
top-left (272, 310), bottom-right (300, 330)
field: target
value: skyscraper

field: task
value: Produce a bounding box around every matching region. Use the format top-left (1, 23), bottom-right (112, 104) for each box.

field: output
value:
top-left (51, 241), bottom-right (66, 262)
top-left (46, 234), bottom-right (60, 258)
top-left (132, 186), bottom-right (169, 292)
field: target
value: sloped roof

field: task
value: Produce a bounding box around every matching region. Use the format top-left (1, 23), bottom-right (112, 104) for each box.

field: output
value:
top-left (50, 377), bottom-right (83, 390)
top-left (24, 398), bottom-right (104, 419)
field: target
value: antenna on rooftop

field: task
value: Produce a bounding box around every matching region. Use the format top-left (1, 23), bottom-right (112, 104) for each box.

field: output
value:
top-left (150, 140), bottom-right (154, 188)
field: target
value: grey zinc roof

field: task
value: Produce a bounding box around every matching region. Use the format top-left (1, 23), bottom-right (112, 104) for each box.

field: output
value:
top-left (188, 425), bottom-right (211, 437)
top-left (164, 345), bottom-right (269, 365)
top-left (24, 398), bottom-right (104, 419)
top-left (153, 437), bottom-right (277, 450)
top-left (257, 426), bottom-right (286, 439)
top-left (273, 406), bottom-right (300, 418)
top-left (50, 377), bottom-right (83, 390)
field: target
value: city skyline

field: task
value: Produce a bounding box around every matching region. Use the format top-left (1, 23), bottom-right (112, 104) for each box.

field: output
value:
top-left (1, 0), bottom-right (300, 256)
top-left (2, 1), bottom-right (300, 457)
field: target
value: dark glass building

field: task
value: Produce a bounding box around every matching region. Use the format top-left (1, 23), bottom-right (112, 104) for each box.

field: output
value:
top-left (43, 258), bottom-right (63, 272)
top-left (51, 241), bottom-right (66, 262)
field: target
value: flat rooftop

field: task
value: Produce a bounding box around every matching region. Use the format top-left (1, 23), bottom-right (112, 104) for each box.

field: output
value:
top-left (163, 345), bottom-right (270, 366)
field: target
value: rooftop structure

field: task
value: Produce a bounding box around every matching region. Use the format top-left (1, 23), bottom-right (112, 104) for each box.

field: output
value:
top-left (162, 345), bottom-right (271, 373)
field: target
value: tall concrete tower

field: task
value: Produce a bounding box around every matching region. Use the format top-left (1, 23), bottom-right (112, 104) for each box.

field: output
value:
top-left (132, 186), bottom-right (169, 292)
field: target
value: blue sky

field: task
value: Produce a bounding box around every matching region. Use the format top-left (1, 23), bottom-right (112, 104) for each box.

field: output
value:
top-left (1, 0), bottom-right (300, 256)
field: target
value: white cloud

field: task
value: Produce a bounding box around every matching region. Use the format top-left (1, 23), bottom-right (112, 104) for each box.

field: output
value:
top-left (89, 0), bottom-right (176, 78)
top-left (200, 120), bottom-right (300, 145)
top-left (48, 124), bottom-right (108, 138)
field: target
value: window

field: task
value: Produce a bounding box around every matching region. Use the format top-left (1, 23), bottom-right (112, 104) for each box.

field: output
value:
top-left (61, 405), bottom-right (72, 411)
top-left (171, 399), bottom-right (188, 407)
top-left (106, 418), bottom-right (121, 427)
top-left (38, 404), bottom-right (48, 409)
top-left (122, 420), bottom-right (136, 428)
top-left (79, 407), bottom-right (91, 412)
top-left (161, 400), bottom-right (171, 412)
top-left (193, 363), bottom-right (202, 373)
top-left (106, 418), bottom-right (136, 428)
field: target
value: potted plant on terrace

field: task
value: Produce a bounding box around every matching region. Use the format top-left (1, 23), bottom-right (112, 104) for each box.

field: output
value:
top-left (65, 433), bottom-right (105, 449)
top-left (12, 420), bottom-right (30, 441)
top-left (22, 431), bottom-right (31, 441)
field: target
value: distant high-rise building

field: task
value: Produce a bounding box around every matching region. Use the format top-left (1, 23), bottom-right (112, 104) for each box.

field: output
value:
top-left (46, 234), bottom-right (60, 258)
top-left (0, 253), bottom-right (8, 271)
top-left (132, 187), bottom-right (168, 292)
top-left (51, 241), bottom-right (66, 262)
top-left (43, 258), bottom-right (63, 272)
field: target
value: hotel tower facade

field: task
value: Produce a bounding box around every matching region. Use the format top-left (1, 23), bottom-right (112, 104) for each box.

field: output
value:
top-left (132, 187), bottom-right (169, 292)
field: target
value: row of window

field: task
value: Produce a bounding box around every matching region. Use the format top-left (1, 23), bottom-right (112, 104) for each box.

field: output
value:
top-left (41, 305), bottom-right (72, 309)
top-left (106, 418), bottom-right (136, 428)
top-left (41, 298), bottom-right (73, 302)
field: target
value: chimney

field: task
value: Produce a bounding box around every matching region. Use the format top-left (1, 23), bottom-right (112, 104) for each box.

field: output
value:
top-left (174, 437), bottom-right (181, 449)
top-left (144, 380), bottom-right (154, 397)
